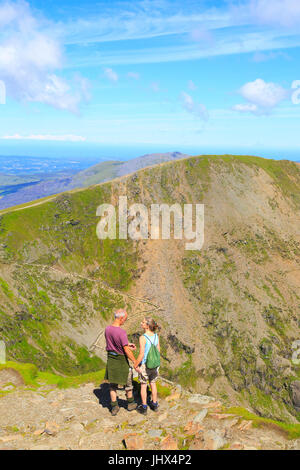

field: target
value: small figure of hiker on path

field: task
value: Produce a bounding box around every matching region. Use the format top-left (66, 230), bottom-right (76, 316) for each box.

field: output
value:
top-left (134, 317), bottom-right (161, 415)
top-left (104, 308), bottom-right (138, 415)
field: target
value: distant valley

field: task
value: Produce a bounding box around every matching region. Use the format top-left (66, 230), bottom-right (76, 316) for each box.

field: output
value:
top-left (0, 152), bottom-right (188, 209)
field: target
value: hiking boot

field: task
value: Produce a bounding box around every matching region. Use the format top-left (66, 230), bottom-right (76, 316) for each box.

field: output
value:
top-left (127, 401), bottom-right (137, 411)
top-left (111, 405), bottom-right (120, 416)
top-left (137, 404), bottom-right (147, 415)
top-left (149, 401), bottom-right (159, 412)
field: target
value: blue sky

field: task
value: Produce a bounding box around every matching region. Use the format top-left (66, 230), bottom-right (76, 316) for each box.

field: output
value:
top-left (0, 0), bottom-right (300, 160)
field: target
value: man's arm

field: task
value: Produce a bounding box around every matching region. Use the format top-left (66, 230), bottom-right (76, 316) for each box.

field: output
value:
top-left (134, 336), bottom-right (146, 369)
top-left (123, 345), bottom-right (136, 364)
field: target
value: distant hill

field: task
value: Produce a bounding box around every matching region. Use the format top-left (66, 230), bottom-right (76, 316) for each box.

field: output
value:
top-left (0, 152), bottom-right (188, 209)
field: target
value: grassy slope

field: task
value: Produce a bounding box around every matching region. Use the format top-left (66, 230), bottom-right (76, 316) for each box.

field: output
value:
top-left (71, 160), bottom-right (122, 187)
top-left (0, 361), bottom-right (171, 400)
top-left (0, 181), bottom-right (139, 374)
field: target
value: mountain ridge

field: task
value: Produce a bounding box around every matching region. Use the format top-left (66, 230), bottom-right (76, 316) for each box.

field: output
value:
top-left (0, 154), bottom-right (299, 425)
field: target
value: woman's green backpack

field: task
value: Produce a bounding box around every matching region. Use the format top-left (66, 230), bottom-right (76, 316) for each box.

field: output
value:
top-left (145, 334), bottom-right (160, 369)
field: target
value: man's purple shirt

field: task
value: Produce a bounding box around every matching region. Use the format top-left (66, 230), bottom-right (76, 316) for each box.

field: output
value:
top-left (105, 325), bottom-right (129, 355)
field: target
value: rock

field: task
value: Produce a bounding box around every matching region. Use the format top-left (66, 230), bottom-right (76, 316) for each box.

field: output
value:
top-left (44, 422), bottom-right (59, 436)
top-left (202, 430), bottom-right (227, 450)
top-left (210, 413), bottom-right (236, 420)
top-left (166, 391), bottom-right (181, 402)
top-left (2, 385), bottom-right (14, 391)
top-left (237, 420), bottom-right (252, 431)
top-left (33, 429), bottom-right (44, 436)
top-left (158, 411), bottom-right (168, 423)
top-left (123, 433), bottom-right (144, 450)
top-left (50, 401), bottom-right (60, 408)
top-left (188, 394), bottom-right (215, 405)
top-left (290, 381), bottom-right (300, 412)
top-left (229, 442), bottom-right (244, 450)
top-left (69, 423), bottom-right (84, 433)
top-left (0, 434), bottom-right (23, 443)
top-left (193, 409), bottom-right (208, 423)
top-left (201, 401), bottom-right (222, 410)
top-left (189, 437), bottom-right (204, 450)
top-left (184, 421), bottom-right (204, 435)
top-left (226, 418), bottom-right (239, 428)
top-left (148, 429), bottom-right (163, 438)
top-left (0, 368), bottom-right (24, 387)
top-left (160, 435), bottom-right (178, 450)
top-left (125, 413), bottom-right (145, 425)
top-left (30, 445), bottom-right (54, 450)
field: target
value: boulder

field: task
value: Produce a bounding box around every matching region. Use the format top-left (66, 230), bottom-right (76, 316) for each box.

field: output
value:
top-left (123, 433), bottom-right (144, 450)
top-left (188, 394), bottom-right (215, 405)
top-left (193, 409), bottom-right (208, 424)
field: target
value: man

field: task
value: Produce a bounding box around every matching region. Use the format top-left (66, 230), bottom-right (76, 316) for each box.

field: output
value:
top-left (104, 308), bottom-right (138, 416)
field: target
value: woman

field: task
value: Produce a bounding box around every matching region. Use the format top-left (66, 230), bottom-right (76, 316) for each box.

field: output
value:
top-left (134, 317), bottom-right (160, 415)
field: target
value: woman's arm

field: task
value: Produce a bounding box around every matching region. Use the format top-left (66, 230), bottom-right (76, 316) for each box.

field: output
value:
top-left (157, 336), bottom-right (160, 353)
top-left (134, 336), bottom-right (146, 369)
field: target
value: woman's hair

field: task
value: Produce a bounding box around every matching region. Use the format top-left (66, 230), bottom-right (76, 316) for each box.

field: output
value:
top-left (144, 317), bottom-right (160, 332)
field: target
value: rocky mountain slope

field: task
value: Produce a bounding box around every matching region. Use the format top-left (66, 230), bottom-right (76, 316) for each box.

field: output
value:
top-left (0, 154), bottom-right (299, 426)
top-left (0, 364), bottom-right (299, 450)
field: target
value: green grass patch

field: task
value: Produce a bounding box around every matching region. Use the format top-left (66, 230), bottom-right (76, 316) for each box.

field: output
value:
top-left (224, 406), bottom-right (300, 440)
top-left (0, 361), bottom-right (106, 389)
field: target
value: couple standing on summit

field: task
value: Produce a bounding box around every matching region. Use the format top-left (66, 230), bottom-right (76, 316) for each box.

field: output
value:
top-left (104, 309), bottom-right (161, 416)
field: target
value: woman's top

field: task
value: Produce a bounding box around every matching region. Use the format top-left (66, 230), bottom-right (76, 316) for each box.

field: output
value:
top-left (141, 333), bottom-right (159, 365)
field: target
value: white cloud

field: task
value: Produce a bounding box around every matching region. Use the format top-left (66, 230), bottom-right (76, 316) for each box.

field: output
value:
top-left (150, 81), bottom-right (160, 92)
top-left (0, 0), bottom-right (88, 113)
top-left (252, 51), bottom-right (290, 62)
top-left (248, 0), bottom-right (300, 27)
top-left (57, 6), bottom-right (232, 46)
top-left (233, 78), bottom-right (289, 115)
top-left (127, 71), bottom-right (140, 80)
top-left (181, 91), bottom-right (209, 121)
top-left (104, 67), bottom-right (118, 82)
top-left (240, 79), bottom-right (288, 108)
top-left (232, 103), bottom-right (258, 113)
top-left (1, 134), bottom-right (86, 142)
top-left (188, 80), bottom-right (197, 91)
top-left (190, 28), bottom-right (215, 46)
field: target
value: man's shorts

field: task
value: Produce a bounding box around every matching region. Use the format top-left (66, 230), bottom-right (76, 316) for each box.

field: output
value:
top-left (110, 367), bottom-right (134, 392)
top-left (138, 364), bottom-right (159, 384)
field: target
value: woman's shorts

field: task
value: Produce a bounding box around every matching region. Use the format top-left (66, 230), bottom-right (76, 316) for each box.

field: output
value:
top-left (138, 364), bottom-right (159, 384)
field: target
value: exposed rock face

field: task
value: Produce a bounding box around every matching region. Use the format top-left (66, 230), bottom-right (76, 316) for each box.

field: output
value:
top-left (291, 381), bottom-right (300, 412)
